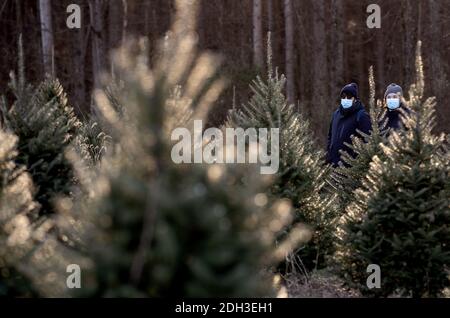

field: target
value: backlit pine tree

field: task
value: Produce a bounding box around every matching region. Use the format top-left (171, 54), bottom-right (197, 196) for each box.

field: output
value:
top-left (227, 34), bottom-right (336, 271)
top-left (74, 117), bottom-right (111, 168)
top-left (1, 41), bottom-right (82, 214)
top-left (336, 42), bottom-right (450, 297)
top-left (0, 128), bottom-right (39, 296)
top-left (49, 1), bottom-right (308, 297)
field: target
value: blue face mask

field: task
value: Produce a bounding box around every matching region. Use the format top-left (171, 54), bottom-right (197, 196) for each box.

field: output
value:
top-left (341, 98), bottom-right (353, 109)
top-left (386, 98), bottom-right (400, 110)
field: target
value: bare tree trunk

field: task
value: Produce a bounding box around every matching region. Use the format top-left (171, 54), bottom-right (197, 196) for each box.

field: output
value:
top-left (89, 0), bottom-right (106, 88)
top-left (330, 0), bottom-right (344, 98)
top-left (312, 0), bottom-right (328, 106)
top-left (268, 0), bottom-right (274, 33)
top-left (144, 0), bottom-right (149, 38)
top-left (239, 3), bottom-right (248, 65)
top-left (356, 19), bottom-right (365, 96)
top-left (401, 0), bottom-right (415, 86)
top-left (428, 0), bottom-right (446, 94)
top-left (252, 0), bottom-right (263, 69)
top-left (284, 0), bottom-right (295, 104)
top-left (72, 21), bottom-right (86, 114)
top-left (122, 0), bottom-right (128, 42)
top-left (16, 0), bottom-right (23, 36)
top-left (218, 1), bottom-right (224, 46)
top-left (108, 0), bottom-right (124, 50)
top-left (375, 27), bottom-right (385, 93)
top-left (267, 0), bottom-right (274, 75)
top-left (39, 0), bottom-right (54, 76)
top-left (292, 1), bottom-right (310, 106)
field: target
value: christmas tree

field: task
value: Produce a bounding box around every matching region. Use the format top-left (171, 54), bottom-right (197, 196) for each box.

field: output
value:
top-left (227, 34), bottom-right (336, 271)
top-left (46, 0), bottom-right (308, 297)
top-left (74, 117), bottom-right (110, 168)
top-left (1, 39), bottom-right (82, 215)
top-left (336, 42), bottom-right (450, 297)
top-left (0, 128), bottom-right (39, 296)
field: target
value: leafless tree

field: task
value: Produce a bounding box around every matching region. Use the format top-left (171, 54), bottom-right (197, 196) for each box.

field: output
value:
top-left (284, 0), bottom-right (295, 104)
top-left (39, 0), bottom-right (54, 75)
top-left (330, 0), bottom-right (344, 98)
top-left (252, 0), bottom-right (263, 69)
top-left (89, 0), bottom-right (106, 88)
top-left (312, 0), bottom-right (328, 107)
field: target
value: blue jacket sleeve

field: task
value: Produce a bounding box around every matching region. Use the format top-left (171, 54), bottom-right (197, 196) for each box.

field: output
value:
top-left (357, 110), bottom-right (372, 137)
top-left (326, 117), bottom-right (333, 163)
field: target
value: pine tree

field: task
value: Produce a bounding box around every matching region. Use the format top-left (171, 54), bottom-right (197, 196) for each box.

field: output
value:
top-left (74, 118), bottom-right (111, 168)
top-left (0, 37), bottom-right (89, 294)
top-left (227, 34), bottom-right (336, 271)
top-left (46, 1), bottom-right (307, 297)
top-left (329, 66), bottom-right (388, 215)
top-left (0, 128), bottom-right (40, 296)
top-left (2, 73), bottom-right (82, 215)
top-left (336, 42), bottom-right (450, 297)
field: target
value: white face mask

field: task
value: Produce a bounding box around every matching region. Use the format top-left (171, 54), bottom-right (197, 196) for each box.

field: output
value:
top-left (341, 98), bottom-right (353, 109)
top-left (386, 98), bottom-right (400, 110)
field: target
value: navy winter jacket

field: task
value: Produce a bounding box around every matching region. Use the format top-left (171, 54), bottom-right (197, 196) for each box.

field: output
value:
top-left (326, 100), bottom-right (372, 167)
top-left (381, 105), bottom-right (411, 133)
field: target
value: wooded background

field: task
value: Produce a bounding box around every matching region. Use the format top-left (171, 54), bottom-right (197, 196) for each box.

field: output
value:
top-left (1, 0), bottom-right (449, 145)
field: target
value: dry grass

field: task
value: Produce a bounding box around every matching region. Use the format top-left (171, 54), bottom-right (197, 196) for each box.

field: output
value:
top-left (282, 269), bottom-right (450, 298)
top-left (275, 253), bottom-right (361, 298)
top-left (283, 269), bottom-right (361, 298)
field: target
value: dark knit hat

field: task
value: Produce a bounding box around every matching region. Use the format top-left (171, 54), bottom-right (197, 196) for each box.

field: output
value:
top-left (340, 83), bottom-right (359, 99)
top-left (384, 83), bottom-right (403, 99)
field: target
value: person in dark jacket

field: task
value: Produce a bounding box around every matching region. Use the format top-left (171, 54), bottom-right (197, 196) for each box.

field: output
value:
top-left (326, 83), bottom-right (372, 167)
top-left (381, 83), bottom-right (410, 132)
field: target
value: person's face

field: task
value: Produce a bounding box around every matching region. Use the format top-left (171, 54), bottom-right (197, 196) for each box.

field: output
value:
top-left (386, 92), bottom-right (402, 109)
top-left (340, 93), bottom-right (355, 108)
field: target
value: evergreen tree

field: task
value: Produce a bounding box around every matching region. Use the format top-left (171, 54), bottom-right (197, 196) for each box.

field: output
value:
top-left (0, 36), bottom-right (95, 296)
top-left (0, 128), bottom-right (39, 296)
top-left (74, 118), bottom-right (110, 168)
top-left (227, 34), bottom-right (336, 271)
top-left (336, 42), bottom-right (450, 297)
top-left (49, 1), bottom-right (307, 297)
top-left (2, 58), bottom-right (82, 215)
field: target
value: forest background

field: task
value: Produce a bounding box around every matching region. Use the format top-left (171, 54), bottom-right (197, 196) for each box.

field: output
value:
top-left (1, 0), bottom-right (449, 146)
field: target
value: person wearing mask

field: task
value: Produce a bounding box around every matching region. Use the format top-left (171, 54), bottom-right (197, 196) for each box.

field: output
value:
top-left (381, 83), bottom-right (410, 132)
top-left (326, 83), bottom-right (372, 167)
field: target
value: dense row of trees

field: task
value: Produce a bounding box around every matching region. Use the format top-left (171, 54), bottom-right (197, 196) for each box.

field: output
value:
top-left (0, 0), bottom-right (449, 146)
top-left (0, 0), bottom-right (449, 298)
top-left (334, 43), bottom-right (450, 297)
top-left (0, 2), bottom-right (313, 297)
